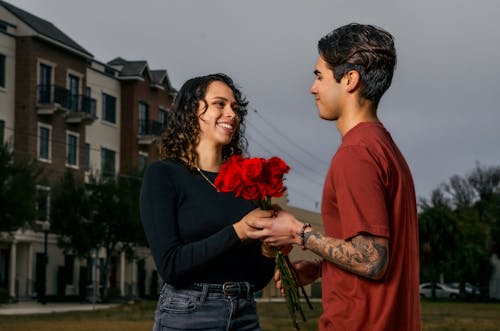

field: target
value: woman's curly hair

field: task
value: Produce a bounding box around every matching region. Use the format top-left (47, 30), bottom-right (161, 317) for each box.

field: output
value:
top-left (158, 73), bottom-right (248, 170)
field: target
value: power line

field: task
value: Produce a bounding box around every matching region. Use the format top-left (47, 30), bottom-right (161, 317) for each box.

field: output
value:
top-left (246, 133), bottom-right (324, 187)
top-left (286, 186), bottom-right (321, 206)
top-left (246, 120), bottom-right (326, 182)
top-left (249, 107), bottom-right (331, 166)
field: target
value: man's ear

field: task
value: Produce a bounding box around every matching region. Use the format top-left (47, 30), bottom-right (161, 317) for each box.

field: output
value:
top-left (344, 70), bottom-right (361, 93)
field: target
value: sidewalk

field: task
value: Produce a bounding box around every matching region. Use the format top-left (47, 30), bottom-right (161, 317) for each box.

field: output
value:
top-left (0, 301), bottom-right (116, 315)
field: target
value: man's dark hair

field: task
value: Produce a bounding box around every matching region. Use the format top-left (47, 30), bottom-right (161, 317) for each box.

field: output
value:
top-left (318, 23), bottom-right (396, 106)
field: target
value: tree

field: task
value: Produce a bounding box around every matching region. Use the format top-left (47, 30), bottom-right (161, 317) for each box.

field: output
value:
top-left (421, 164), bottom-right (500, 299)
top-left (0, 143), bottom-right (42, 232)
top-left (50, 171), bottom-right (145, 300)
top-left (88, 173), bottom-right (147, 299)
top-left (467, 163), bottom-right (500, 257)
top-left (50, 171), bottom-right (97, 258)
top-left (419, 188), bottom-right (459, 299)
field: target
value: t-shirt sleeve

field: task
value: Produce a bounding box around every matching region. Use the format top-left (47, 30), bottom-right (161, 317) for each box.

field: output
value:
top-left (139, 161), bottom-right (240, 283)
top-left (332, 145), bottom-right (390, 240)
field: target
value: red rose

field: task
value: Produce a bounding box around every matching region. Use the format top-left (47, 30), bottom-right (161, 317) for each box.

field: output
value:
top-left (214, 155), bottom-right (290, 203)
top-left (241, 157), bottom-right (265, 186)
top-left (264, 175), bottom-right (286, 197)
top-left (241, 183), bottom-right (262, 201)
top-left (215, 155), bottom-right (244, 194)
top-left (260, 157), bottom-right (289, 197)
top-left (267, 156), bottom-right (290, 177)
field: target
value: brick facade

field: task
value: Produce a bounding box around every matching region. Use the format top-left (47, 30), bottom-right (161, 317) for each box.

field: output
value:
top-left (14, 36), bottom-right (89, 183)
top-left (120, 74), bottom-right (173, 173)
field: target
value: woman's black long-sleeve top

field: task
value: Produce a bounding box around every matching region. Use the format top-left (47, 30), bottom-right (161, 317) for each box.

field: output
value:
top-left (140, 159), bottom-right (275, 291)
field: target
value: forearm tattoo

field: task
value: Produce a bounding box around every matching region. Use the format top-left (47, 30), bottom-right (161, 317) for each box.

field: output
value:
top-left (303, 230), bottom-right (388, 279)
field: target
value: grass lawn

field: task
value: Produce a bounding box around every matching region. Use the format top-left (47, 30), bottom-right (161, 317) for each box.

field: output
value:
top-left (0, 300), bottom-right (499, 331)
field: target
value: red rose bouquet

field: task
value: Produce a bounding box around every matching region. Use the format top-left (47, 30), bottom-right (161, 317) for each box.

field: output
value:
top-left (215, 155), bottom-right (312, 330)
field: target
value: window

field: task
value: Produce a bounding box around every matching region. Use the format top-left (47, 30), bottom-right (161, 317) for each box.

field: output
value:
top-left (0, 120), bottom-right (4, 145)
top-left (38, 124), bottom-right (51, 161)
top-left (66, 132), bottom-right (78, 167)
top-left (102, 93), bottom-right (116, 123)
top-left (0, 54), bottom-right (5, 88)
top-left (101, 148), bottom-right (116, 176)
top-left (158, 109), bottom-right (166, 129)
top-left (36, 186), bottom-right (50, 222)
top-left (68, 74), bottom-right (80, 112)
top-left (138, 153), bottom-right (148, 171)
top-left (38, 63), bottom-right (52, 103)
top-left (138, 102), bottom-right (149, 135)
top-left (84, 143), bottom-right (90, 171)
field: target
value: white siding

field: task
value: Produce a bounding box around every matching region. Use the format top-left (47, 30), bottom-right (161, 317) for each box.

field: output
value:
top-left (0, 31), bottom-right (16, 145)
top-left (85, 63), bottom-right (121, 177)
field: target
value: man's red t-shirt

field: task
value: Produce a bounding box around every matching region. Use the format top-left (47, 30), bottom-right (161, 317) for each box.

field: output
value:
top-left (320, 122), bottom-right (421, 331)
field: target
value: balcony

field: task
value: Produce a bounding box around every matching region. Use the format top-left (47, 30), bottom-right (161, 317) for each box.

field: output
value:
top-left (36, 85), bottom-right (97, 124)
top-left (137, 120), bottom-right (164, 145)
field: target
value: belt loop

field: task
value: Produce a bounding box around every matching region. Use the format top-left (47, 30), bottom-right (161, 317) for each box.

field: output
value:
top-left (198, 283), bottom-right (209, 304)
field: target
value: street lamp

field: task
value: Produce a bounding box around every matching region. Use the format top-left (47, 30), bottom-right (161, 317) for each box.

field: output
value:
top-left (40, 220), bottom-right (50, 305)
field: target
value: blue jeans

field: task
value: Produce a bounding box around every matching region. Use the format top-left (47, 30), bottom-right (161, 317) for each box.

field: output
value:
top-left (153, 282), bottom-right (261, 331)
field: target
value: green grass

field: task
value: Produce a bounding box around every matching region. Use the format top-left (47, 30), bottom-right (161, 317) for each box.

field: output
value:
top-left (0, 300), bottom-right (499, 331)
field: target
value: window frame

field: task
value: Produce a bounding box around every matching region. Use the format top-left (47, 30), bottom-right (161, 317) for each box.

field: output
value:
top-left (37, 123), bottom-right (52, 163)
top-left (37, 59), bottom-right (56, 103)
top-left (138, 102), bottom-right (149, 135)
top-left (138, 151), bottom-right (148, 172)
top-left (102, 93), bottom-right (117, 124)
top-left (0, 53), bottom-right (6, 89)
top-left (0, 119), bottom-right (4, 145)
top-left (101, 147), bottom-right (116, 177)
top-left (66, 130), bottom-right (79, 168)
top-left (84, 143), bottom-right (91, 172)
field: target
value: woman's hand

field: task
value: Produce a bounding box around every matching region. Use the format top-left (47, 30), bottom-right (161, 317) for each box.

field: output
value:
top-left (246, 209), bottom-right (304, 246)
top-left (233, 208), bottom-right (275, 240)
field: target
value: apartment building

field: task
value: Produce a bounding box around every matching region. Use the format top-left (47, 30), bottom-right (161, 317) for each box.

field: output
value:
top-left (0, 0), bottom-right (174, 301)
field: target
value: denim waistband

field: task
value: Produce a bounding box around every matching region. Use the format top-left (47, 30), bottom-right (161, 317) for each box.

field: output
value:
top-left (188, 282), bottom-right (255, 298)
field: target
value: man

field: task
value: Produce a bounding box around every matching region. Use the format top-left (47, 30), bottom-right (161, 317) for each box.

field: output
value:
top-left (247, 23), bottom-right (421, 330)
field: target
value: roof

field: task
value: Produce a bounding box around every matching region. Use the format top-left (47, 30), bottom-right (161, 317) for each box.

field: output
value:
top-left (107, 58), bottom-right (177, 93)
top-left (0, 0), bottom-right (93, 58)
top-left (117, 60), bottom-right (148, 78)
top-left (150, 70), bottom-right (166, 85)
top-left (107, 57), bottom-right (127, 66)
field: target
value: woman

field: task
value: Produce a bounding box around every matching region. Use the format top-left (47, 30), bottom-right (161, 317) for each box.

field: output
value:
top-left (140, 73), bottom-right (276, 330)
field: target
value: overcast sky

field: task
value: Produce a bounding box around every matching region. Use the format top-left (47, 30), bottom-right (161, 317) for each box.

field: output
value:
top-left (9, 0), bottom-right (500, 212)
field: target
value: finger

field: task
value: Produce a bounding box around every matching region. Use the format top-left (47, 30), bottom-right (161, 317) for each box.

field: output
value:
top-left (273, 270), bottom-right (281, 282)
top-left (245, 218), bottom-right (264, 229)
top-left (246, 231), bottom-right (266, 240)
top-left (255, 209), bottom-right (275, 218)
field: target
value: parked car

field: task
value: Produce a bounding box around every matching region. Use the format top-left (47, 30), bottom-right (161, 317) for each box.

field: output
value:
top-left (446, 282), bottom-right (480, 297)
top-left (420, 282), bottom-right (459, 299)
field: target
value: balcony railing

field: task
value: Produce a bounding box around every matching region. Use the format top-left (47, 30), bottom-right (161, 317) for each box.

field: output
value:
top-left (138, 120), bottom-right (164, 136)
top-left (138, 120), bottom-right (165, 145)
top-left (37, 85), bottom-right (97, 123)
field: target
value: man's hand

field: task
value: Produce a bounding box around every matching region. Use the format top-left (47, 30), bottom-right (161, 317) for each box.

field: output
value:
top-left (274, 259), bottom-right (322, 294)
